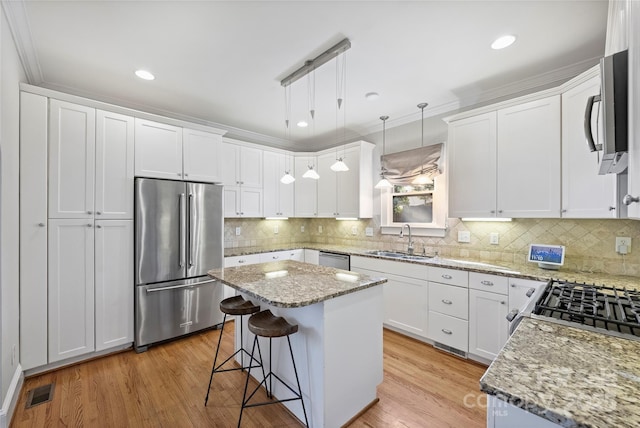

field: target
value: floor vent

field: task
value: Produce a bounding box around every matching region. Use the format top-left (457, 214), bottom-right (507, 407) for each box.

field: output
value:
top-left (25, 383), bottom-right (55, 409)
top-left (433, 342), bottom-right (467, 359)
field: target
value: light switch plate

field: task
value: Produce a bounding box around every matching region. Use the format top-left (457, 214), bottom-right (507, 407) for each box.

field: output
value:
top-left (301, 225), bottom-right (305, 233)
top-left (319, 225), bottom-right (323, 233)
top-left (365, 227), bottom-right (374, 237)
top-left (235, 227), bottom-right (241, 236)
top-left (458, 231), bottom-right (471, 243)
top-left (490, 232), bottom-right (499, 245)
top-left (273, 225), bottom-right (279, 234)
top-left (351, 226), bottom-right (358, 235)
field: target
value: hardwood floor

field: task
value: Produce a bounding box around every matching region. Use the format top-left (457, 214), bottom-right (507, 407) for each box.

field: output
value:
top-left (11, 324), bottom-right (487, 427)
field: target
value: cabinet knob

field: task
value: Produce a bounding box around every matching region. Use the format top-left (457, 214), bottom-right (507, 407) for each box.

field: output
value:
top-left (38, 222), bottom-right (45, 227)
top-left (490, 210), bottom-right (495, 214)
top-left (501, 301), bottom-right (506, 305)
top-left (441, 329), bottom-right (452, 335)
top-left (623, 195), bottom-right (639, 205)
top-left (96, 211), bottom-right (102, 215)
top-left (498, 210), bottom-right (503, 214)
top-left (87, 210), bottom-right (93, 214)
top-left (240, 181), bottom-right (244, 185)
top-left (562, 209), bottom-right (567, 213)
top-left (87, 224), bottom-right (92, 227)
top-left (481, 280), bottom-right (494, 286)
top-left (609, 206), bottom-right (616, 211)
top-left (238, 260), bottom-right (245, 264)
top-left (184, 173), bottom-right (189, 177)
top-left (240, 212), bottom-right (244, 215)
top-left (272, 256), bottom-right (279, 259)
top-left (96, 225), bottom-right (102, 229)
top-left (177, 173), bottom-right (182, 177)
top-left (442, 299), bottom-right (453, 305)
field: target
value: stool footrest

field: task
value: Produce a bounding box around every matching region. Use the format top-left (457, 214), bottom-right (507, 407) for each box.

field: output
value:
top-left (241, 372), bottom-right (304, 409)
top-left (213, 348), bottom-right (261, 373)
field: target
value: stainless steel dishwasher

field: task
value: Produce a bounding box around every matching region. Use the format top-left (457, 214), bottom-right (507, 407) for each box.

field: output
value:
top-left (318, 251), bottom-right (350, 270)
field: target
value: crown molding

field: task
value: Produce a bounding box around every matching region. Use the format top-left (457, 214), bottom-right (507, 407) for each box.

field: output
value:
top-left (2, 0), bottom-right (43, 83)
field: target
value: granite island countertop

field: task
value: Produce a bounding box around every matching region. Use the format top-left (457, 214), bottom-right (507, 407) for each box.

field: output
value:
top-left (208, 260), bottom-right (387, 308)
top-left (224, 243), bottom-right (639, 289)
top-left (480, 318), bottom-right (640, 427)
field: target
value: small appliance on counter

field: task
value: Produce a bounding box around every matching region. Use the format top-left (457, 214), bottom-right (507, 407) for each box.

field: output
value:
top-left (527, 243), bottom-right (565, 270)
top-left (134, 178), bottom-right (224, 352)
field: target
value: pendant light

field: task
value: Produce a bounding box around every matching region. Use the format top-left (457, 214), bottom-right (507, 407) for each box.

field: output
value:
top-left (303, 161), bottom-right (320, 179)
top-left (303, 73), bottom-right (320, 180)
top-left (280, 87), bottom-right (295, 184)
top-left (375, 115), bottom-right (393, 189)
top-left (412, 102), bottom-right (432, 185)
top-left (331, 51), bottom-right (349, 172)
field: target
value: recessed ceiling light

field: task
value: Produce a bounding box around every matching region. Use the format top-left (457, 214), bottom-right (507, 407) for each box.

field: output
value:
top-left (365, 92), bottom-right (379, 101)
top-left (135, 69), bottom-right (155, 80)
top-left (297, 121), bottom-right (308, 128)
top-left (491, 35), bottom-right (516, 50)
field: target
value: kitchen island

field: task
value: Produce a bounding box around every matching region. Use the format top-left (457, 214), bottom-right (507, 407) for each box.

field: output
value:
top-left (208, 260), bottom-right (387, 428)
top-left (481, 318), bottom-right (640, 428)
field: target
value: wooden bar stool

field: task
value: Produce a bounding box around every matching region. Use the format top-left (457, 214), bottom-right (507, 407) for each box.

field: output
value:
top-left (238, 309), bottom-right (309, 428)
top-left (204, 295), bottom-right (264, 406)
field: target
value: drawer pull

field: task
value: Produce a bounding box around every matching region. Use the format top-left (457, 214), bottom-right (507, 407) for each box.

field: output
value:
top-left (273, 256), bottom-right (279, 259)
top-left (481, 280), bottom-right (494, 286)
top-left (441, 329), bottom-right (453, 335)
top-left (238, 260), bottom-right (245, 264)
top-left (442, 274), bottom-right (452, 280)
top-left (442, 299), bottom-right (453, 305)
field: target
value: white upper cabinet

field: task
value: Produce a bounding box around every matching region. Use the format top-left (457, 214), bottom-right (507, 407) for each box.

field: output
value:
top-left (448, 95), bottom-right (560, 218)
top-left (316, 141), bottom-right (374, 218)
top-left (134, 119), bottom-right (183, 180)
top-left (625, 0), bottom-right (640, 219)
top-left (448, 112), bottom-right (497, 218)
top-left (48, 100), bottom-right (96, 219)
top-left (263, 151), bottom-right (295, 218)
top-left (222, 141), bottom-right (263, 217)
top-left (183, 128), bottom-right (222, 183)
top-left (95, 110), bottom-right (134, 219)
top-left (497, 96), bottom-right (561, 218)
top-left (561, 73), bottom-right (622, 218)
top-left (294, 155), bottom-right (318, 217)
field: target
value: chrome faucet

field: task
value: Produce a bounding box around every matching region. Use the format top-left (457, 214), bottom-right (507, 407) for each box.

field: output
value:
top-left (400, 224), bottom-right (414, 255)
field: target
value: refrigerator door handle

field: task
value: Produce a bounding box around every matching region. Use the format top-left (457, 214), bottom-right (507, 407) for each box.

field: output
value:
top-left (189, 192), bottom-right (194, 267)
top-left (145, 279), bottom-right (217, 293)
top-left (179, 193), bottom-right (186, 268)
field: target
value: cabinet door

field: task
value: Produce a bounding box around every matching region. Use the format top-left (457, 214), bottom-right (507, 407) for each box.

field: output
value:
top-left (95, 110), bottom-right (134, 219)
top-left (95, 220), bottom-right (133, 351)
top-left (134, 119), bottom-right (183, 180)
top-left (279, 153), bottom-right (295, 217)
top-left (336, 146), bottom-right (360, 217)
top-left (627, 0), bottom-right (640, 219)
top-left (223, 187), bottom-right (241, 218)
top-left (48, 219), bottom-right (95, 362)
top-left (239, 146), bottom-right (263, 188)
top-left (221, 142), bottom-right (240, 186)
top-left (294, 156), bottom-right (318, 217)
top-left (20, 92), bottom-right (49, 370)
top-left (448, 112), bottom-right (497, 218)
top-left (468, 289), bottom-right (509, 361)
top-left (240, 187), bottom-right (263, 217)
top-left (317, 152), bottom-right (338, 217)
top-left (304, 249), bottom-right (320, 265)
top-left (183, 128), bottom-right (222, 183)
top-left (497, 96), bottom-right (561, 217)
top-left (383, 273), bottom-right (428, 338)
top-left (49, 99), bottom-right (96, 219)
top-left (263, 151), bottom-right (282, 217)
top-left (562, 76), bottom-right (618, 218)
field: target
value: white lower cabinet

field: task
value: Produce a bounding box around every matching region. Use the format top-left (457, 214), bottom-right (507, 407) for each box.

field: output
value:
top-left (259, 249), bottom-right (303, 263)
top-left (427, 267), bottom-right (469, 353)
top-left (468, 289), bottom-right (509, 361)
top-left (427, 311), bottom-right (469, 351)
top-left (48, 219), bottom-right (96, 362)
top-left (95, 220), bottom-right (134, 351)
top-left (304, 249), bottom-right (320, 265)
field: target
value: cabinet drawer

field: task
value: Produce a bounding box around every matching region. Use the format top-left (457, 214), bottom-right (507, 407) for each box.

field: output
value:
top-left (428, 311), bottom-right (468, 352)
top-left (428, 266), bottom-right (468, 287)
top-left (469, 272), bottom-right (508, 295)
top-left (225, 254), bottom-right (261, 267)
top-left (428, 282), bottom-right (468, 320)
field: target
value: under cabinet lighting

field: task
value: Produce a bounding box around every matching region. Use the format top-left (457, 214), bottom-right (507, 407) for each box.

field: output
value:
top-left (265, 217), bottom-right (289, 220)
top-left (461, 218), bottom-right (512, 222)
top-left (336, 217), bottom-right (358, 221)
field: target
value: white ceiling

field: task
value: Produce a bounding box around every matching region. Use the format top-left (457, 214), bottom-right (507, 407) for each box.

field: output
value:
top-left (7, 0), bottom-right (608, 151)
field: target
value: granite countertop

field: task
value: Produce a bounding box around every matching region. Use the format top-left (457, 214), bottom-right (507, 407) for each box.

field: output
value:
top-left (208, 260), bottom-right (387, 308)
top-left (224, 243), bottom-right (638, 289)
top-left (480, 318), bottom-right (640, 427)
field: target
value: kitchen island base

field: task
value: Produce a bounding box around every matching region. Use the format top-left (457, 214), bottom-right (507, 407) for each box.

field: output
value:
top-left (236, 285), bottom-right (383, 427)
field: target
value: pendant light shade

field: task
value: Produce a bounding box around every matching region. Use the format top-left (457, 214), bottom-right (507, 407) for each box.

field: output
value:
top-left (302, 165), bottom-right (320, 179)
top-left (280, 171), bottom-right (295, 184)
top-left (375, 115), bottom-right (393, 189)
top-left (330, 158), bottom-right (349, 172)
top-left (412, 102), bottom-right (431, 185)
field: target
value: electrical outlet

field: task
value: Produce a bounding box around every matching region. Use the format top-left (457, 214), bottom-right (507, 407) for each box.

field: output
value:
top-left (616, 237), bottom-right (632, 254)
top-left (490, 232), bottom-right (499, 245)
top-left (235, 227), bottom-right (241, 236)
top-left (458, 231), bottom-right (471, 243)
top-left (301, 225), bottom-right (305, 233)
top-left (319, 225), bottom-right (323, 233)
top-left (351, 226), bottom-right (358, 235)
top-left (365, 227), bottom-right (374, 237)
top-left (273, 225), bottom-right (279, 234)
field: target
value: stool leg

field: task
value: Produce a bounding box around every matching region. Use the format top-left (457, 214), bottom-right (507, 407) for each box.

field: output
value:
top-left (204, 313), bottom-right (227, 406)
top-left (238, 335), bottom-right (259, 428)
top-left (287, 336), bottom-right (309, 428)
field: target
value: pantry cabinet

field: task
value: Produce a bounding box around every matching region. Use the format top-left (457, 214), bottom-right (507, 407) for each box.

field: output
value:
top-left (316, 141), bottom-right (374, 218)
top-left (448, 95), bottom-right (561, 218)
top-left (263, 151), bottom-right (295, 218)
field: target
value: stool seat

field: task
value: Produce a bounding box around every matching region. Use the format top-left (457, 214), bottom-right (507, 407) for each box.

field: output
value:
top-left (220, 295), bottom-right (260, 316)
top-left (248, 310), bottom-right (298, 338)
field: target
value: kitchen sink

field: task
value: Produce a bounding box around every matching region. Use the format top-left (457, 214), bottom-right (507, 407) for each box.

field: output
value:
top-left (365, 250), bottom-right (433, 261)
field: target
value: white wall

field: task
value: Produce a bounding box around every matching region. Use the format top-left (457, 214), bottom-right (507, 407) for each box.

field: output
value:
top-left (1, 3), bottom-right (27, 416)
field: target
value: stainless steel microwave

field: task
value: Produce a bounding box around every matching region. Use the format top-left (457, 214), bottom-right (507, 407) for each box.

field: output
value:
top-left (584, 49), bottom-right (628, 175)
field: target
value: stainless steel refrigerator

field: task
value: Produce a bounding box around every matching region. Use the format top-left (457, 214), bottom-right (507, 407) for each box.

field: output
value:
top-left (134, 177), bottom-right (224, 352)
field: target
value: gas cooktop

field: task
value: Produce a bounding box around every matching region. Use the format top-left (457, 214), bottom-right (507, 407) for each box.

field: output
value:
top-left (532, 280), bottom-right (640, 339)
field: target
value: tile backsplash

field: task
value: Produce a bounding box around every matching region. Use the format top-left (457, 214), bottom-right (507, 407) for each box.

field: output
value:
top-left (224, 217), bottom-right (640, 276)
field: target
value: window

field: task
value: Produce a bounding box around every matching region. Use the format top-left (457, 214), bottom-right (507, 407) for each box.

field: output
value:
top-left (392, 184), bottom-right (434, 223)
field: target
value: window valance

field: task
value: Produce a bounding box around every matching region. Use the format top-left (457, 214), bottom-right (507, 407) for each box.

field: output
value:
top-left (381, 143), bottom-right (443, 185)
